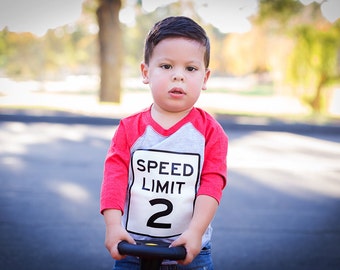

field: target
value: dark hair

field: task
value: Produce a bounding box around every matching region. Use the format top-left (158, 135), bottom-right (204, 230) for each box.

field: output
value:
top-left (143, 16), bottom-right (210, 68)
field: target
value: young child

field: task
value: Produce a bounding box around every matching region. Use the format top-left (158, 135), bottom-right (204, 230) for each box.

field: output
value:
top-left (100, 16), bottom-right (228, 269)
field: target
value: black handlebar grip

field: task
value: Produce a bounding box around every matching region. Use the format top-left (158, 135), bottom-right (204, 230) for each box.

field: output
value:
top-left (118, 241), bottom-right (186, 260)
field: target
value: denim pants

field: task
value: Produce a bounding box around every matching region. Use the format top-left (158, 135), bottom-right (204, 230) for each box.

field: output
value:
top-left (113, 242), bottom-right (213, 270)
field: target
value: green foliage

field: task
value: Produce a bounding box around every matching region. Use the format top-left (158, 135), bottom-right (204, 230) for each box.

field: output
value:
top-left (288, 25), bottom-right (340, 86)
top-left (0, 29), bottom-right (10, 67)
top-left (287, 23), bottom-right (340, 111)
top-left (0, 8), bottom-right (98, 80)
top-left (257, 0), bottom-right (303, 24)
top-left (0, 30), bottom-right (43, 79)
top-left (257, 0), bottom-right (340, 113)
top-left (121, 6), bottom-right (160, 76)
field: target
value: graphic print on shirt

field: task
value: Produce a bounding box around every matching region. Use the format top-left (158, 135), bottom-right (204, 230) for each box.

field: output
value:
top-left (126, 149), bottom-right (200, 238)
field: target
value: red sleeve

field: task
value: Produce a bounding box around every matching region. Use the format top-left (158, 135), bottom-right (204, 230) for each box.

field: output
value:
top-left (196, 112), bottom-right (228, 203)
top-left (100, 122), bottom-right (130, 214)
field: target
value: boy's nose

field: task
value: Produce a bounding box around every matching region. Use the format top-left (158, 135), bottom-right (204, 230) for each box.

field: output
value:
top-left (172, 72), bottom-right (184, 81)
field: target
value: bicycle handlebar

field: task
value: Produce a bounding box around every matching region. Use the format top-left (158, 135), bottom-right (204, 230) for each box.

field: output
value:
top-left (118, 241), bottom-right (186, 260)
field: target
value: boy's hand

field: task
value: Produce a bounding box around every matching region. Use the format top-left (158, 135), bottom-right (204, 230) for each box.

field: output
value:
top-left (170, 195), bottom-right (219, 265)
top-left (170, 229), bottom-right (202, 265)
top-left (103, 209), bottom-right (135, 260)
top-left (105, 223), bottom-right (135, 260)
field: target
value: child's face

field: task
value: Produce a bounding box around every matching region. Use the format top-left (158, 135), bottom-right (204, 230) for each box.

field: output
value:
top-left (141, 37), bottom-right (210, 114)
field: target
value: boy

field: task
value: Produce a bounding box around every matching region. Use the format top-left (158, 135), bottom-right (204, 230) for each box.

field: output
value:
top-left (100, 16), bottom-right (228, 269)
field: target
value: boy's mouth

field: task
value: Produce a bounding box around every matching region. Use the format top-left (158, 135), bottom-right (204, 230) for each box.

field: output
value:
top-left (169, 87), bottom-right (186, 95)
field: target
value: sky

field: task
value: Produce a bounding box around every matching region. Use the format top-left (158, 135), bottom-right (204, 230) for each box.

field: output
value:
top-left (195, 0), bottom-right (258, 33)
top-left (300, 0), bottom-right (340, 22)
top-left (0, 0), bottom-right (339, 36)
top-left (0, 0), bottom-right (84, 36)
top-left (119, 0), bottom-right (258, 33)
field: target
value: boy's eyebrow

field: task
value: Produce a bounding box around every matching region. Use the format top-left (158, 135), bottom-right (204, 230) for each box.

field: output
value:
top-left (156, 57), bottom-right (202, 65)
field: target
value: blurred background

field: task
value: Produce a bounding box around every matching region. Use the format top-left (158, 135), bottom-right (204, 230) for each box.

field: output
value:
top-left (0, 0), bottom-right (339, 119)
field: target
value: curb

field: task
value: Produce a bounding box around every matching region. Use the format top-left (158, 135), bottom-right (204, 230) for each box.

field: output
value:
top-left (1, 109), bottom-right (340, 135)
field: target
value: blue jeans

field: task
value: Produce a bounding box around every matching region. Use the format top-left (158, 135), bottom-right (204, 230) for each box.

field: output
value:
top-left (113, 243), bottom-right (213, 270)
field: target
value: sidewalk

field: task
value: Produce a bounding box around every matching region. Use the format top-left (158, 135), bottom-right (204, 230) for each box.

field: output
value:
top-left (0, 76), bottom-right (309, 116)
top-left (0, 77), bottom-right (339, 132)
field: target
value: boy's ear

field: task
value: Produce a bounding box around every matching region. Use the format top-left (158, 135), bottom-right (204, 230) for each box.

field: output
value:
top-left (141, 62), bottom-right (149, 84)
top-left (202, 69), bottom-right (211, 90)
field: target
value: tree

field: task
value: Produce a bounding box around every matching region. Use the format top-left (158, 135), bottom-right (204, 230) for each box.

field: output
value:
top-left (287, 7), bottom-right (340, 112)
top-left (96, 0), bottom-right (122, 103)
top-left (257, 0), bottom-right (340, 113)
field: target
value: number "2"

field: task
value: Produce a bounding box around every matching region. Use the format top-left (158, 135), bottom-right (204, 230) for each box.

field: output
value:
top-left (147, 198), bottom-right (173, 229)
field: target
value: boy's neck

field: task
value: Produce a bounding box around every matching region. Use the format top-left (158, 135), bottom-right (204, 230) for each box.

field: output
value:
top-left (151, 104), bottom-right (192, 130)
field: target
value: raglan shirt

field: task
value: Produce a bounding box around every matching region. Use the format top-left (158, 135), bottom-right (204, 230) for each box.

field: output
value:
top-left (100, 106), bottom-right (228, 247)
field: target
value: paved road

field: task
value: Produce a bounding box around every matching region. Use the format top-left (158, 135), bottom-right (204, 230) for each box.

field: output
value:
top-left (1, 115), bottom-right (340, 270)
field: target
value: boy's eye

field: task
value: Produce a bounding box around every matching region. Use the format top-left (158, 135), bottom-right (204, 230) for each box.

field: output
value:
top-left (186, 66), bottom-right (197, 72)
top-left (161, 64), bottom-right (172, 69)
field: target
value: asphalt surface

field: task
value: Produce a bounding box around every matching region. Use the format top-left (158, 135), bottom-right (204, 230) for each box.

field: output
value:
top-left (1, 110), bottom-right (340, 270)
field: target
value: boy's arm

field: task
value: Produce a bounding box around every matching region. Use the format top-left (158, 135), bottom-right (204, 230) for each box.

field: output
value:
top-left (103, 209), bottom-right (135, 260)
top-left (170, 195), bottom-right (218, 265)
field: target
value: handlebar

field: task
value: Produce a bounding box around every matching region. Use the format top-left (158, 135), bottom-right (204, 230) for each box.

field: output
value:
top-left (118, 241), bottom-right (186, 261)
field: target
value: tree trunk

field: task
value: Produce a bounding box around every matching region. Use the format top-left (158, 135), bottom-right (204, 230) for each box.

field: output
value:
top-left (311, 73), bottom-right (327, 113)
top-left (97, 0), bottom-right (122, 103)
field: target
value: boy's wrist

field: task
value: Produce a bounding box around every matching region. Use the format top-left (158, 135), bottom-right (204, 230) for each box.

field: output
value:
top-left (103, 209), bottom-right (123, 226)
top-left (187, 223), bottom-right (205, 238)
